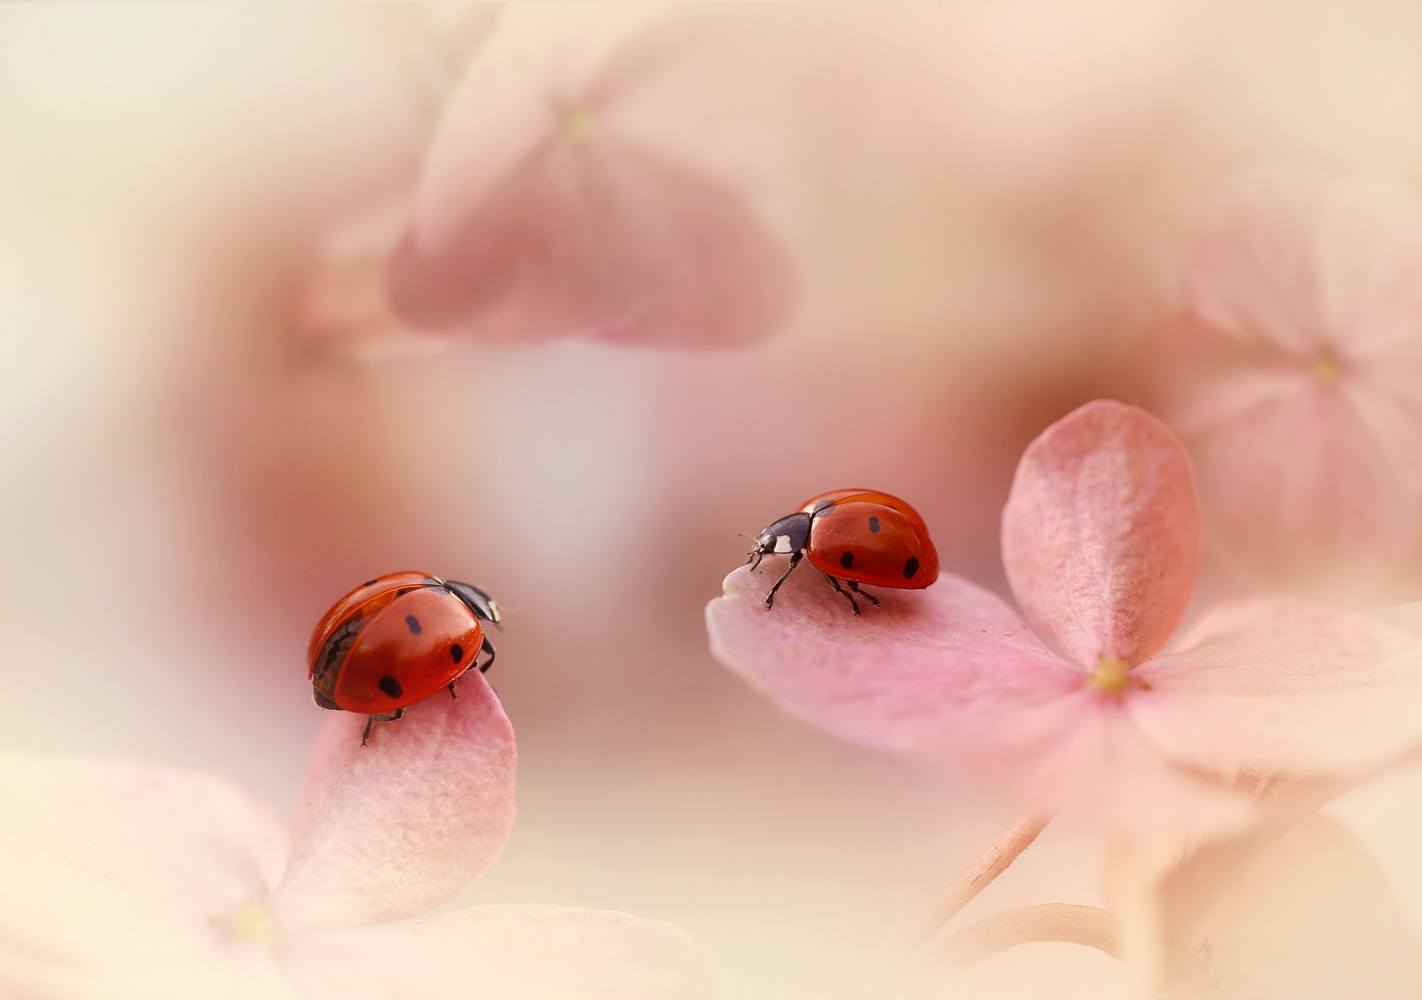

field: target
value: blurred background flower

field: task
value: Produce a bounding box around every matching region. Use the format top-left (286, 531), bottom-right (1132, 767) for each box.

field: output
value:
top-left (7, 2), bottom-right (1422, 997)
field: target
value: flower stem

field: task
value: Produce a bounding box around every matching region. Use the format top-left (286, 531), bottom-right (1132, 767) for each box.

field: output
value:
top-left (920, 903), bottom-right (1117, 974)
top-left (918, 814), bottom-right (1049, 948)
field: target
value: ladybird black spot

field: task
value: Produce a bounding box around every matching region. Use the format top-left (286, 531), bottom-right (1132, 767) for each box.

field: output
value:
top-left (868, 516), bottom-right (881, 533)
top-left (405, 614), bottom-right (422, 635)
top-left (840, 551), bottom-right (855, 570)
top-left (903, 556), bottom-right (920, 579)
top-left (378, 675), bottom-right (403, 698)
top-left (362, 578), bottom-right (379, 588)
top-left (450, 643), bottom-right (464, 663)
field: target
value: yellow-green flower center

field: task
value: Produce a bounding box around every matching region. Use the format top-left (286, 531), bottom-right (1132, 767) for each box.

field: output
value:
top-left (1087, 656), bottom-right (1132, 693)
top-left (557, 101), bottom-right (594, 143)
top-left (223, 899), bottom-right (277, 948)
top-left (1311, 353), bottom-right (1340, 382)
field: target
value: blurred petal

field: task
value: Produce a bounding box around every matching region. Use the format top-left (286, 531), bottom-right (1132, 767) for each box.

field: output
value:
top-left (392, 7), bottom-right (794, 348)
top-left (1161, 818), bottom-right (1422, 999)
top-left (1184, 380), bottom-right (1417, 581)
top-left (1133, 602), bottom-right (1422, 778)
top-left (1181, 172), bottom-right (1333, 357)
top-left (273, 674), bottom-right (517, 931)
top-left (707, 563), bottom-right (1075, 755)
top-left (1001, 400), bottom-right (1202, 667)
top-left (290, 905), bottom-right (724, 1000)
top-left (391, 132), bottom-right (794, 348)
top-left (0, 756), bottom-right (295, 1000)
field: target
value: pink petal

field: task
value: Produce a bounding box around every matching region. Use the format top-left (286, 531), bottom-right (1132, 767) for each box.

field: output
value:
top-left (392, 8), bottom-right (795, 348)
top-left (707, 563), bottom-right (1251, 832)
top-left (1161, 818), bottom-right (1422, 999)
top-left (1001, 400), bottom-right (1202, 667)
top-left (390, 132), bottom-right (795, 348)
top-left (708, 563), bottom-right (1075, 755)
top-left (1181, 172), bottom-right (1335, 357)
top-left (273, 673), bottom-right (516, 931)
top-left (1185, 383), bottom-right (1419, 582)
top-left (289, 905), bottom-right (723, 1000)
top-left (1133, 601), bottom-right (1422, 778)
top-left (0, 756), bottom-right (296, 1000)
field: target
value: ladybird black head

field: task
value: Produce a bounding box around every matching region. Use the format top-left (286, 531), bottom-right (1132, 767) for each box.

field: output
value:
top-left (447, 580), bottom-right (503, 625)
top-left (747, 512), bottom-right (813, 571)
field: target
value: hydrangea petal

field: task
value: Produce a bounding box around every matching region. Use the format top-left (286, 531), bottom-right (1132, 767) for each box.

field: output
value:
top-left (273, 674), bottom-right (516, 932)
top-left (708, 563), bottom-right (1076, 755)
top-left (289, 905), bottom-right (724, 1000)
top-left (1161, 819), bottom-right (1422, 1000)
top-left (1001, 400), bottom-right (1202, 667)
top-left (1133, 601), bottom-right (1422, 778)
top-left (1199, 386), bottom-right (1417, 580)
top-left (390, 132), bottom-right (795, 347)
top-left (0, 757), bottom-right (294, 1000)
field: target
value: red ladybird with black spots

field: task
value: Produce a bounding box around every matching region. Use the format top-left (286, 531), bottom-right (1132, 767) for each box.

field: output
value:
top-left (307, 572), bottom-right (502, 744)
top-left (746, 489), bottom-right (938, 614)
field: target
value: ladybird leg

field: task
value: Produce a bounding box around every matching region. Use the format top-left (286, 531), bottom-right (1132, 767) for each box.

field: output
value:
top-left (763, 550), bottom-right (803, 610)
top-left (847, 580), bottom-right (881, 608)
top-left (361, 716), bottom-right (374, 746)
top-left (447, 682), bottom-right (458, 699)
top-left (478, 634), bottom-right (497, 674)
top-left (822, 574), bottom-right (861, 615)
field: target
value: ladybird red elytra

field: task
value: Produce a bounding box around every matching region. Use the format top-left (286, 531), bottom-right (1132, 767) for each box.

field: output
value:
top-left (746, 489), bottom-right (939, 614)
top-left (308, 572), bottom-right (503, 745)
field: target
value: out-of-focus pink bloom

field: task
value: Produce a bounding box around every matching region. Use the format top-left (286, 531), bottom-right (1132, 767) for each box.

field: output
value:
top-left (1149, 172), bottom-right (1422, 591)
top-left (1, 677), bottom-right (718, 1000)
top-left (707, 400), bottom-right (1422, 834)
top-left (306, 7), bottom-right (795, 353)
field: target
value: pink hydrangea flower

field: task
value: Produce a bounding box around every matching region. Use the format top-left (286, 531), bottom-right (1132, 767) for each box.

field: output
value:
top-left (306, 7), bottom-right (795, 353)
top-left (1148, 172), bottom-right (1422, 590)
top-left (707, 400), bottom-right (1422, 835)
top-left (1, 677), bottom-right (718, 999)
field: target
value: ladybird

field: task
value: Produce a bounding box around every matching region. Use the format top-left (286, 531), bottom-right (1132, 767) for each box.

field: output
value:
top-left (307, 572), bottom-right (503, 745)
top-left (745, 489), bottom-right (938, 614)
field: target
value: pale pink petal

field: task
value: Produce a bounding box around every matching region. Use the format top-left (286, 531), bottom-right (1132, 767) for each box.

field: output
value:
top-left (708, 565), bottom-right (1254, 834)
top-left (708, 562), bottom-right (1076, 755)
top-left (412, 4), bottom-right (666, 253)
top-left (289, 905), bottom-right (723, 1000)
top-left (1185, 385), bottom-right (1419, 582)
top-left (297, 179), bottom-right (455, 360)
top-left (390, 132), bottom-right (795, 348)
top-left (1133, 602), bottom-right (1422, 778)
top-left (393, 7), bottom-right (795, 348)
top-left (1161, 818), bottom-right (1422, 1000)
top-left (1311, 176), bottom-right (1422, 363)
top-left (1182, 172), bottom-right (1334, 357)
top-left (273, 673), bottom-right (516, 931)
top-left (0, 756), bottom-right (296, 1000)
top-left (1001, 400), bottom-right (1202, 667)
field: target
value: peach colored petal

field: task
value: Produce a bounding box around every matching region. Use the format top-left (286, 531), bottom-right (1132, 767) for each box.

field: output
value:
top-left (273, 674), bottom-right (516, 932)
top-left (1161, 819), bottom-right (1422, 1000)
top-left (1132, 602), bottom-right (1422, 779)
top-left (0, 757), bottom-right (296, 1000)
top-left (708, 563), bottom-right (1075, 755)
top-left (290, 905), bottom-right (723, 1000)
top-left (1001, 400), bottom-right (1202, 667)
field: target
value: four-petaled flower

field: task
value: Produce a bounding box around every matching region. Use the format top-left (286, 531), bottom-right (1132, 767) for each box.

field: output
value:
top-left (708, 399), bottom-right (1422, 834)
top-left (1, 676), bottom-right (718, 999)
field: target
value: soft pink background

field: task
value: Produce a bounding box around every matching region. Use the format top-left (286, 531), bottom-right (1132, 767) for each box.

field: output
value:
top-left (6, 4), bottom-right (1422, 997)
